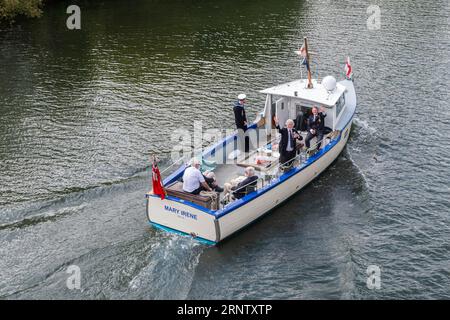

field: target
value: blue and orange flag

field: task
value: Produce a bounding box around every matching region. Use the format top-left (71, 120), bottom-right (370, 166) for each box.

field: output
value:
top-left (295, 44), bottom-right (309, 71)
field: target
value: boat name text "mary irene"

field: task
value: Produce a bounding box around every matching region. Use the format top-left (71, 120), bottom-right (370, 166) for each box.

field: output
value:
top-left (164, 205), bottom-right (197, 220)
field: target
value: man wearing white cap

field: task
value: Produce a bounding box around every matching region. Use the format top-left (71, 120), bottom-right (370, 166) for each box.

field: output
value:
top-left (233, 93), bottom-right (249, 152)
top-left (233, 94), bottom-right (248, 130)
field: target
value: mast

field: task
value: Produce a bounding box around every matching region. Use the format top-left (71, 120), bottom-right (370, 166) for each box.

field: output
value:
top-left (304, 37), bottom-right (313, 89)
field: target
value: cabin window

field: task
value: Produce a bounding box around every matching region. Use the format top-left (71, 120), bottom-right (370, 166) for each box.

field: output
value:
top-left (336, 95), bottom-right (345, 119)
top-left (293, 103), bottom-right (310, 116)
top-left (295, 104), bottom-right (302, 116)
top-left (273, 96), bottom-right (289, 128)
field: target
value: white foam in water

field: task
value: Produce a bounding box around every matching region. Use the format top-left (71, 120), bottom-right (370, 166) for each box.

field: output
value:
top-left (344, 149), bottom-right (371, 190)
top-left (353, 117), bottom-right (377, 134)
top-left (0, 203), bottom-right (87, 230)
top-left (128, 234), bottom-right (204, 299)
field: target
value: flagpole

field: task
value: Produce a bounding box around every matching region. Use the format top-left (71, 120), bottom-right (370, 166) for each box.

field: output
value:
top-left (304, 37), bottom-right (313, 89)
top-left (151, 155), bottom-right (156, 195)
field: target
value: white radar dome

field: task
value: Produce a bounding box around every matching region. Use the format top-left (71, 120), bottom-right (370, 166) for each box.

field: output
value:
top-left (322, 76), bottom-right (337, 92)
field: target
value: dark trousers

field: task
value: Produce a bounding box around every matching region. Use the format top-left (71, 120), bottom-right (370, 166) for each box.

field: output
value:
top-left (190, 176), bottom-right (215, 195)
top-left (279, 149), bottom-right (297, 167)
top-left (204, 176), bottom-right (215, 188)
top-left (305, 131), bottom-right (324, 149)
top-left (237, 127), bottom-right (250, 152)
top-left (190, 186), bottom-right (205, 195)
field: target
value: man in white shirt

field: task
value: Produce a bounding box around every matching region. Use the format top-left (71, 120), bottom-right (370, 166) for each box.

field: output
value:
top-left (183, 158), bottom-right (213, 194)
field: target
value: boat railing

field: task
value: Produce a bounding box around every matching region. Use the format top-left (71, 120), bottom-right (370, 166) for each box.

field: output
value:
top-left (262, 131), bottom-right (335, 181)
top-left (158, 153), bottom-right (190, 178)
top-left (218, 133), bottom-right (329, 208)
top-left (305, 130), bottom-right (337, 154)
top-left (243, 135), bottom-right (280, 159)
top-left (159, 128), bottom-right (335, 183)
top-left (220, 175), bottom-right (266, 208)
top-left (158, 125), bottom-right (275, 178)
top-left (262, 153), bottom-right (304, 182)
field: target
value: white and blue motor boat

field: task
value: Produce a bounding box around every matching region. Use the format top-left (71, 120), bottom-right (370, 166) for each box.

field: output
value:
top-left (146, 47), bottom-right (357, 245)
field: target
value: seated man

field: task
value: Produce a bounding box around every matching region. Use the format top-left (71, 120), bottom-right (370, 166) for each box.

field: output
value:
top-left (222, 166), bottom-right (258, 203)
top-left (182, 158), bottom-right (214, 195)
top-left (305, 106), bottom-right (327, 150)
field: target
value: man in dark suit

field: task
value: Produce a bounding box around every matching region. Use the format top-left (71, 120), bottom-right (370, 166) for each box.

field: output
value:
top-left (233, 93), bottom-right (249, 152)
top-left (222, 166), bottom-right (258, 203)
top-left (305, 106), bottom-right (327, 150)
top-left (232, 166), bottom-right (258, 199)
top-left (274, 117), bottom-right (302, 167)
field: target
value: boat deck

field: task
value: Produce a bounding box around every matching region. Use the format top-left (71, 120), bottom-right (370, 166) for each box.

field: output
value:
top-left (163, 125), bottom-right (328, 209)
top-left (203, 129), bottom-right (324, 204)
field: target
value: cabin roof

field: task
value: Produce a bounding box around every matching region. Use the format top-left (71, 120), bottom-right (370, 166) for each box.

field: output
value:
top-left (260, 79), bottom-right (346, 107)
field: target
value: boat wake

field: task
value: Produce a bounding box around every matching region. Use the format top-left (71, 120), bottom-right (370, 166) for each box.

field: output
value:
top-left (344, 117), bottom-right (382, 193)
top-left (0, 203), bottom-right (87, 231)
top-left (0, 169), bottom-right (149, 231)
top-left (353, 117), bottom-right (378, 135)
top-left (127, 233), bottom-right (204, 299)
top-left (2, 232), bottom-right (206, 299)
top-left (341, 148), bottom-right (371, 192)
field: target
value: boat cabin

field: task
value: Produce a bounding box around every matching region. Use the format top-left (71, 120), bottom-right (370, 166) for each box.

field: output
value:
top-left (260, 77), bottom-right (347, 133)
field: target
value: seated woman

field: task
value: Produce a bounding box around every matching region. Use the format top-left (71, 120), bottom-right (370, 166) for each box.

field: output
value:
top-left (203, 170), bottom-right (224, 192)
top-left (222, 166), bottom-right (258, 204)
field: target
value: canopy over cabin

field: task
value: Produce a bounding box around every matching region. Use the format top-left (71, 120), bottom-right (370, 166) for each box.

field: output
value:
top-left (260, 78), bottom-right (347, 132)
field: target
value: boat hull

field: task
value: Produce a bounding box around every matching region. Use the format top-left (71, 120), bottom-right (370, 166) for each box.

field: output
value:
top-left (147, 195), bottom-right (219, 244)
top-left (147, 79), bottom-right (356, 244)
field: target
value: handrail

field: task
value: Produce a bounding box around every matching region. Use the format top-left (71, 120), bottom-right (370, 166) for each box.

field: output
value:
top-left (266, 152), bottom-right (303, 173)
top-left (221, 176), bottom-right (265, 208)
top-left (264, 130), bottom-right (335, 173)
top-left (305, 130), bottom-right (336, 153)
top-left (158, 123), bottom-right (265, 178)
top-left (219, 131), bottom-right (338, 208)
top-left (158, 126), bottom-right (329, 187)
top-left (231, 176), bottom-right (263, 194)
top-left (159, 154), bottom-right (189, 176)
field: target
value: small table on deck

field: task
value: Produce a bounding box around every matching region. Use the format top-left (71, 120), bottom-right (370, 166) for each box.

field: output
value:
top-left (236, 149), bottom-right (280, 172)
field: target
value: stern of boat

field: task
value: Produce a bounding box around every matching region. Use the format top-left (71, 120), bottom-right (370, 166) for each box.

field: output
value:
top-left (146, 194), bottom-right (219, 244)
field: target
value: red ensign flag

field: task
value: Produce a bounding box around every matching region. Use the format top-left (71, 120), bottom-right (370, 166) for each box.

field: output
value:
top-left (152, 161), bottom-right (165, 200)
top-left (345, 57), bottom-right (352, 78)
